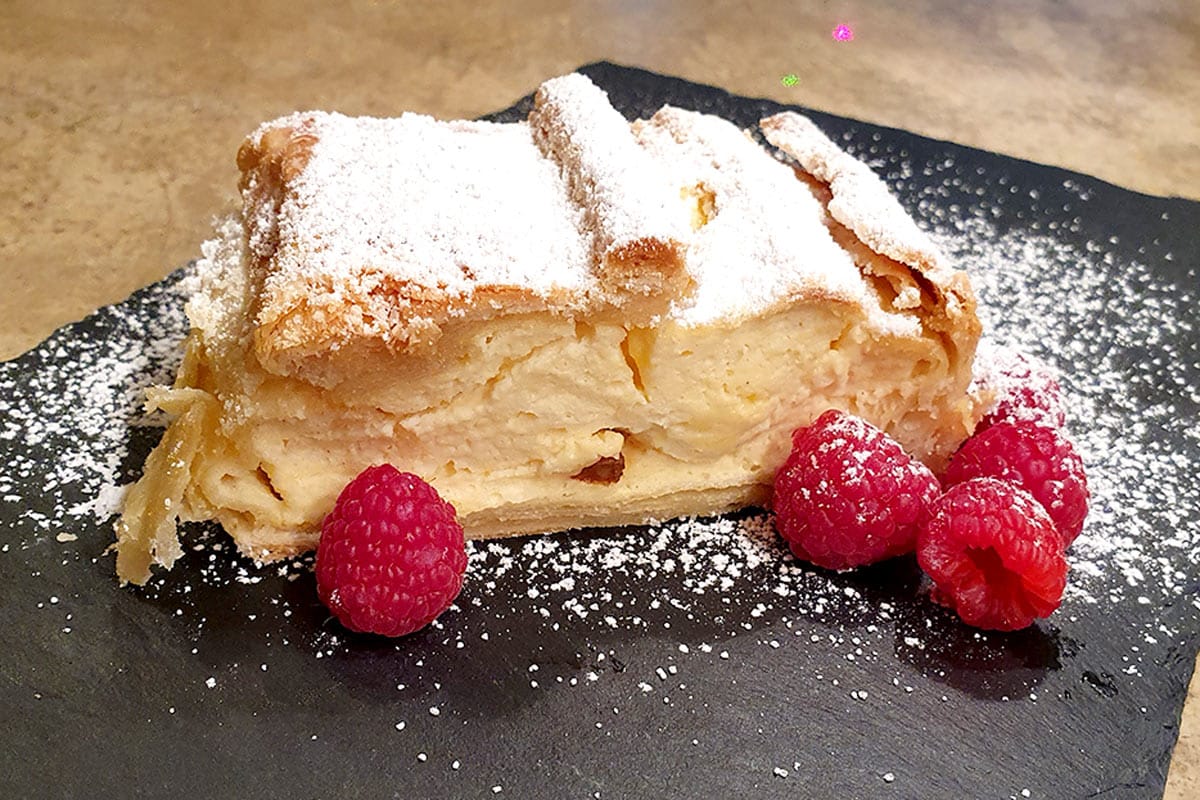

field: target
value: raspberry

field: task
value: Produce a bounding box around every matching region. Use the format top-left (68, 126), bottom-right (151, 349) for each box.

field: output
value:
top-left (974, 346), bottom-right (1066, 431)
top-left (944, 420), bottom-right (1089, 546)
top-left (772, 409), bottom-right (940, 571)
top-left (315, 465), bottom-right (467, 637)
top-left (918, 478), bottom-right (1067, 631)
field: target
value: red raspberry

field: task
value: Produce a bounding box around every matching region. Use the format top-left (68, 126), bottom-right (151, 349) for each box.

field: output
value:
top-left (772, 409), bottom-right (940, 571)
top-left (315, 465), bottom-right (467, 637)
top-left (944, 420), bottom-right (1089, 546)
top-left (918, 478), bottom-right (1068, 631)
top-left (974, 346), bottom-right (1066, 431)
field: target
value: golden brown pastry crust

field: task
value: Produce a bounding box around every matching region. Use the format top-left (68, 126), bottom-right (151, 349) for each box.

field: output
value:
top-left (236, 78), bottom-right (693, 382)
top-left (759, 110), bottom-right (980, 407)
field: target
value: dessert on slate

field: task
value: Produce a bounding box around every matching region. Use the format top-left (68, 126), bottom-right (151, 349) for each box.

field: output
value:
top-left (114, 73), bottom-right (979, 583)
top-left (113, 72), bottom-right (1084, 634)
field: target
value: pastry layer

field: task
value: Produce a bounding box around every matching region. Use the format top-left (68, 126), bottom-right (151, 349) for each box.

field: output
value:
top-left (115, 74), bottom-right (981, 584)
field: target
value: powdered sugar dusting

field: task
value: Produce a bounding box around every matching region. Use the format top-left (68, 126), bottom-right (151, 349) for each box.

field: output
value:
top-left (530, 74), bottom-right (686, 263)
top-left (240, 78), bottom-right (952, 351)
top-left (634, 106), bottom-right (875, 328)
top-left (1, 272), bottom-right (192, 541)
top-left (258, 112), bottom-right (594, 300)
top-left (971, 340), bottom-right (1068, 427)
top-left (761, 112), bottom-right (952, 284)
top-left (926, 213), bottom-right (1199, 606)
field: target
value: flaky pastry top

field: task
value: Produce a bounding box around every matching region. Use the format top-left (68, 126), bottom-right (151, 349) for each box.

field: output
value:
top-left (223, 73), bottom-right (976, 377)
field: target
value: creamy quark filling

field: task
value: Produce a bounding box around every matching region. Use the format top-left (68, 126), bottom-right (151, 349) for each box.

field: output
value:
top-left (115, 227), bottom-right (970, 582)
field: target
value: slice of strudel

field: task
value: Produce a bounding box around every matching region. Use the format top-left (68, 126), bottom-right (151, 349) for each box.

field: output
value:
top-left (114, 73), bottom-right (981, 585)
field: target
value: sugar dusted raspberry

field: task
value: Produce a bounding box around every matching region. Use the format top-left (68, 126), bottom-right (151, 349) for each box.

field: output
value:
top-left (316, 465), bottom-right (467, 637)
top-left (772, 409), bottom-right (941, 571)
top-left (974, 344), bottom-right (1067, 431)
top-left (918, 478), bottom-right (1068, 631)
top-left (944, 420), bottom-right (1089, 546)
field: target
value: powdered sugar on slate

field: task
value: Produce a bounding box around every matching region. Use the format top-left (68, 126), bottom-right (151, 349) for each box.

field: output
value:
top-left (1, 271), bottom-right (193, 540)
top-left (928, 215), bottom-right (1200, 607)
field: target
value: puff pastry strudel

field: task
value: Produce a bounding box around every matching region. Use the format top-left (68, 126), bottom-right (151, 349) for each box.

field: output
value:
top-left (115, 73), bottom-right (981, 584)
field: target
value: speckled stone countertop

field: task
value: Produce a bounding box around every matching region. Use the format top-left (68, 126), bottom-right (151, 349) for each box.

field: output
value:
top-left (2, 2), bottom-right (1196, 795)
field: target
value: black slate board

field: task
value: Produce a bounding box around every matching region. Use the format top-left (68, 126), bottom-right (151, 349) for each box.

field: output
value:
top-left (2, 63), bottom-right (1199, 800)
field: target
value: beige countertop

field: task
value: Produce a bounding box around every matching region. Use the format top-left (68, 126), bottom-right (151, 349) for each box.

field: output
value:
top-left (2, 1), bottom-right (1196, 795)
